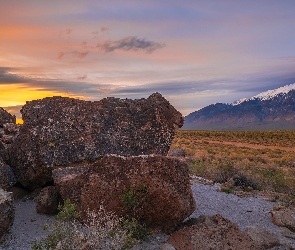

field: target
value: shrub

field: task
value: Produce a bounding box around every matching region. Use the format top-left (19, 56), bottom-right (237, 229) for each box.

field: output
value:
top-left (233, 175), bottom-right (260, 191)
top-left (32, 199), bottom-right (149, 250)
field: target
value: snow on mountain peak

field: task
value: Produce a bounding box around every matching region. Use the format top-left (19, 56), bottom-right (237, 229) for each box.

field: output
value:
top-left (232, 83), bottom-right (295, 105)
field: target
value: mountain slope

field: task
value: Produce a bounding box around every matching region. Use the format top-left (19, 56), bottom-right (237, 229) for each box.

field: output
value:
top-left (183, 84), bottom-right (295, 130)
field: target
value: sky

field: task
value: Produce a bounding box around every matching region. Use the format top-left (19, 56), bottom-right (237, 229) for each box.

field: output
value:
top-left (1, 0), bottom-right (295, 122)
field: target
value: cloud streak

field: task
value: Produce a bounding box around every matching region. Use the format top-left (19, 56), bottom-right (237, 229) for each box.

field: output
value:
top-left (98, 36), bottom-right (165, 53)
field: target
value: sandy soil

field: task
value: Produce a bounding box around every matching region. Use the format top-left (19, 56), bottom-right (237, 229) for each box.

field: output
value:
top-left (194, 139), bottom-right (295, 152)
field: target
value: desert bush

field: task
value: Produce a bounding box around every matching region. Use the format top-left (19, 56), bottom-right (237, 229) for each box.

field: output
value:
top-left (31, 199), bottom-right (148, 250)
top-left (173, 130), bottom-right (295, 196)
top-left (233, 175), bottom-right (260, 191)
top-left (31, 199), bottom-right (84, 250)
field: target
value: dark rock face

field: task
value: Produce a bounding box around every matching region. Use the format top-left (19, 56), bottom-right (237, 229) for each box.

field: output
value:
top-left (0, 108), bottom-right (16, 127)
top-left (0, 189), bottom-right (15, 242)
top-left (0, 156), bottom-right (16, 189)
top-left (0, 123), bottom-right (19, 163)
top-left (168, 214), bottom-right (259, 250)
top-left (10, 93), bottom-right (183, 190)
top-left (36, 186), bottom-right (61, 214)
top-left (53, 155), bottom-right (196, 234)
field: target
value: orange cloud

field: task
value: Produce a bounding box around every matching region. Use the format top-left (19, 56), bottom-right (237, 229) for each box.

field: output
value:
top-left (0, 83), bottom-right (76, 107)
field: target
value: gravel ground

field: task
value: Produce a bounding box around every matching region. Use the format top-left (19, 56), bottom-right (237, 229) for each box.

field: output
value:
top-left (0, 182), bottom-right (293, 249)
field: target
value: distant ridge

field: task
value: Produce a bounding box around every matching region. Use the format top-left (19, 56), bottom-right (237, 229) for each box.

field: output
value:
top-left (183, 83), bottom-right (295, 131)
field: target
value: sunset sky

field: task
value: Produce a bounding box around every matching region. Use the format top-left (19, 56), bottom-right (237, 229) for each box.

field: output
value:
top-left (1, 0), bottom-right (295, 120)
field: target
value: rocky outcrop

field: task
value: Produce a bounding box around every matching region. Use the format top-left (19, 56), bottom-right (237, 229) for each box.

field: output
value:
top-left (0, 156), bottom-right (16, 189)
top-left (53, 155), bottom-right (195, 234)
top-left (36, 186), bottom-right (61, 214)
top-left (0, 108), bottom-right (16, 127)
top-left (0, 189), bottom-right (15, 242)
top-left (167, 214), bottom-right (259, 250)
top-left (9, 94), bottom-right (183, 190)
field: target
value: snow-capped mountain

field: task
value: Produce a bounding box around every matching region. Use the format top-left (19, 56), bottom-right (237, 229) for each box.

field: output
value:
top-left (233, 83), bottom-right (295, 105)
top-left (183, 83), bottom-right (295, 130)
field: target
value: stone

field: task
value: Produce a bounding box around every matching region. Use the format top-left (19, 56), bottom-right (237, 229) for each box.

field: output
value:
top-left (0, 123), bottom-right (20, 163)
top-left (160, 243), bottom-right (176, 250)
top-left (53, 155), bottom-right (195, 234)
top-left (245, 225), bottom-right (280, 249)
top-left (0, 156), bottom-right (16, 189)
top-left (0, 108), bottom-right (16, 127)
top-left (9, 93), bottom-right (183, 190)
top-left (271, 208), bottom-right (295, 232)
top-left (36, 186), bottom-right (61, 214)
top-left (280, 227), bottom-right (295, 240)
top-left (167, 214), bottom-right (259, 250)
top-left (0, 189), bottom-right (15, 242)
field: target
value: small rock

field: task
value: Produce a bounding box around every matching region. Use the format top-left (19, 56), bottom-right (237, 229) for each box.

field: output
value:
top-left (160, 243), bottom-right (176, 250)
top-left (168, 214), bottom-right (259, 250)
top-left (36, 186), bottom-right (61, 214)
top-left (271, 208), bottom-right (295, 232)
top-left (245, 225), bottom-right (280, 249)
top-left (0, 189), bottom-right (15, 242)
top-left (280, 227), bottom-right (295, 240)
top-left (0, 156), bottom-right (16, 189)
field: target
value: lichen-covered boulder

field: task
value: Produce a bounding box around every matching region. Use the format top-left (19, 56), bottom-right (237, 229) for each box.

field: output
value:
top-left (53, 155), bottom-right (195, 234)
top-left (0, 156), bottom-right (16, 189)
top-left (9, 93), bottom-right (183, 190)
top-left (0, 189), bottom-right (15, 242)
top-left (0, 108), bottom-right (16, 127)
top-left (168, 214), bottom-right (259, 250)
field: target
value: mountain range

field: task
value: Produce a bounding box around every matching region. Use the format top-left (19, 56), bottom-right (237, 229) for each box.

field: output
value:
top-left (183, 83), bottom-right (295, 130)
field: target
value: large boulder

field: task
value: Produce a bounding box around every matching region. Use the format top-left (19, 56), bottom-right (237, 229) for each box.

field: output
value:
top-left (0, 189), bottom-right (15, 242)
top-left (0, 108), bottom-right (16, 127)
top-left (0, 156), bottom-right (16, 189)
top-left (167, 214), bottom-right (259, 250)
top-left (9, 94), bottom-right (183, 190)
top-left (53, 155), bottom-right (195, 234)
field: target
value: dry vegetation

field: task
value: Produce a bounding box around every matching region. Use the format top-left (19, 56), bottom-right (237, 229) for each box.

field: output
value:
top-left (172, 130), bottom-right (295, 202)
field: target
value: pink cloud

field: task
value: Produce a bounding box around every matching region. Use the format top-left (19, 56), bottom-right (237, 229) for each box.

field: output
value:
top-left (72, 51), bottom-right (89, 58)
top-left (57, 52), bottom-right (65, 59)
top-left (100, 27), bottom-right (108, 32)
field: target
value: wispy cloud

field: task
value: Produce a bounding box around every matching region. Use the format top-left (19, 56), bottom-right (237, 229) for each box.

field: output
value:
top-left (100, 26), bottom-right (108, 32)
top-left (57, 51), bottom-right (89, 59)
top-left (77, 75), bottom-right (87, 80)
top-left (57, 52), bottom-right (65, 59)
top-left (66, 28), bottom-right (72, 34)
top-left (0, 67), bottom-right (26, 84)
top-left (72, 51), bottom-right (89, 58)
top-left (98, 36), bottom-right (165, 53)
